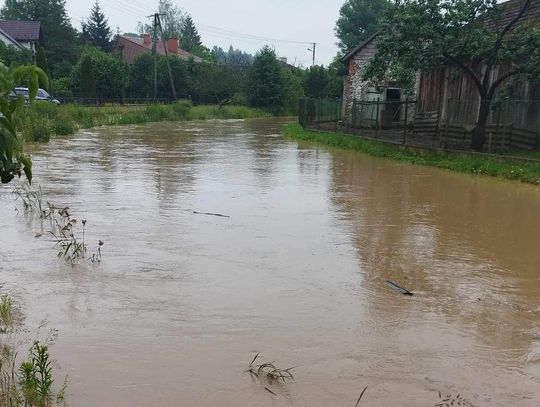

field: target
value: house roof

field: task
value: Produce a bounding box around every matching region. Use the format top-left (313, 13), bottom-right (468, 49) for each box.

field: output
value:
top-left (486, 0), bottom-right (540, 30)
top-left (0, 20), bottom-right (41, 41)
top-left (0, 27), bottom-right (24, 49)
top-left (341, 31), bottom-right (381, 63)
top-left (121, 35), bottom-right (203, 63)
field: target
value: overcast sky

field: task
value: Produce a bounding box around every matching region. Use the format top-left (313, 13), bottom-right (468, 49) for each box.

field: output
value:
top-left (64, 0), bottom-right (343, 67)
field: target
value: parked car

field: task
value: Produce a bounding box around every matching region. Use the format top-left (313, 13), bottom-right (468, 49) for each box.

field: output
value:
top-left (11, 87), bottom-right (61, 105)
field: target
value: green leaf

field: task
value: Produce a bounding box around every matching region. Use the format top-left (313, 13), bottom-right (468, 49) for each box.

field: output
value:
top-left (19, 155), bottom-right (32, 184)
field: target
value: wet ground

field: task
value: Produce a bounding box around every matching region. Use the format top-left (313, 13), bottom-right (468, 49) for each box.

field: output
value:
top-left (0, 118), bottom-right (539, 406)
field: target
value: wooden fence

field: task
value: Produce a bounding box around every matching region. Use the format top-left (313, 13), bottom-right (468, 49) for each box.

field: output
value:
top-left (298, 97), bottom-right (540, 152)
top-left (440, 123), bottom-right (539, 151)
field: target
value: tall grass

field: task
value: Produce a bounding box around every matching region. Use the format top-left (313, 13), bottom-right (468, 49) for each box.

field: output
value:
top-left (283, 123), bottom-right (540, 185)
top-left (19, 101), bottom-right (271, 141)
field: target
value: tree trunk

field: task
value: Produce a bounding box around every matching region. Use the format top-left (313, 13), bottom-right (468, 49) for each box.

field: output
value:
top-left (471, 97), bottom-right (492, 151)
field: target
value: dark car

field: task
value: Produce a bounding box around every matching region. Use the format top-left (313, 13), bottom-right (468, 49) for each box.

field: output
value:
top-left (12, 87), bottom-right (60, 104)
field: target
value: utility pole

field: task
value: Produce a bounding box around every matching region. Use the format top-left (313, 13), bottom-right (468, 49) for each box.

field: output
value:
top-left (149, 12), bottom-right (177, 101)
top-left (150, 13), bottom-right (158, 102)
top-left (307, 43), bottom-right (317, 66)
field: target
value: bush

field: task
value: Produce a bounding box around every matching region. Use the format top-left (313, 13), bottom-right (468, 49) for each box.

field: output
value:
top-left (50, 77), bottom-right (73, 97)
top-left (171, 100), bottom-right (193, 117)
top-left (72, 47), bottom-right (128, 99)
top-left (52, 111), bottom-right (76, 135)
top-left (22, 117), bottom-right (52, 142)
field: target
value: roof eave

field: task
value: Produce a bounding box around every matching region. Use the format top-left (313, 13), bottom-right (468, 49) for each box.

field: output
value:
top-left (341, 30), bottom-right (382, 63)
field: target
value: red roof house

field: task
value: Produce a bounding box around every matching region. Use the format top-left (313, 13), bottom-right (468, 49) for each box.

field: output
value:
top-left (116, 34), bottom-right (203, 64)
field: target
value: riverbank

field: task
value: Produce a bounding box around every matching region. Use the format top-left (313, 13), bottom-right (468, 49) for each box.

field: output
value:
top-left (19, 102), bottom-right (271, 142)
top-left (283, 123), bottom-right (540, 185)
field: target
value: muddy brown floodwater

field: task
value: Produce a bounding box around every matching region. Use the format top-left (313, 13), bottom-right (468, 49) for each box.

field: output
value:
top-left (0, 118), bottom-right (539, 406)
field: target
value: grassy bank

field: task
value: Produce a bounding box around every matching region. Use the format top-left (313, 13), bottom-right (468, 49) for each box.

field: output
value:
top-left (283, 123), bottom-right (540, 185)
top-left (19, 101), bottom-right (271, 142)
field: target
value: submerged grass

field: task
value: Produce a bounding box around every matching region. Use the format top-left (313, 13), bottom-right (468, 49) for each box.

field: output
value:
top-left (18, 101), bottom-right (271, 141)
top-left (245, 353), bottom-right (295, 387)
top-left (283, 123), bottom-right (540, 185)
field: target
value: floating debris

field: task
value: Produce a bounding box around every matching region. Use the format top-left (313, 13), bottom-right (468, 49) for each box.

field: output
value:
top-left (385, 280), bottom-right (414, 296)
top-left (193, 211), bottom-right (230, 218)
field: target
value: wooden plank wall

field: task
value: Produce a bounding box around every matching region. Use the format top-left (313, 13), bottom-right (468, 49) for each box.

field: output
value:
top-left (418, 66), bottom-right (540, 136)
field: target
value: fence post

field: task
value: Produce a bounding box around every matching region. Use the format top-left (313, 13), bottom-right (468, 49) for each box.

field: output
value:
top-left (352, 99), bottom-right (357, 135)
top-left (335, 99), bottom-right (339, 132)
top-left (402, 98), bottom-right (409, 145)
top-left (317, 99), bottom-right (321, 131)
top-left (375, 98), bottom-right (381, 139)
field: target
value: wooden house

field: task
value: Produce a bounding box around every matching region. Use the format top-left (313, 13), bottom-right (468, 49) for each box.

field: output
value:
top-left (341, 0), bottom-right (540, 147)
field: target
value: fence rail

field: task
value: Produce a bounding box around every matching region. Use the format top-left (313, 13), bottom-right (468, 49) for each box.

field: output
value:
top-left (56, 97), bottom-right (179, 106)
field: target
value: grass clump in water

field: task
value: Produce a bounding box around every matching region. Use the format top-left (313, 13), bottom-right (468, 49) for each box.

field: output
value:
top-left (14, 183), bottom-right (103, 265)
top-left (282, 123), bottom-right (540, 185)
top-left (245, 353), bottom-right (295, 386)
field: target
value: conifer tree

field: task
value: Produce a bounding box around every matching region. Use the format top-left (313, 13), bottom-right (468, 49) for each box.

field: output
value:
top-left (83, 1), bottom-right (112, 51)
top-left (180, 15), bottom-right (202, 52)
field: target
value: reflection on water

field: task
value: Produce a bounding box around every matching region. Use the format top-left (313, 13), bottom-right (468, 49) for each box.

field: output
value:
top-left (0, 118), bottom-right (539, 406)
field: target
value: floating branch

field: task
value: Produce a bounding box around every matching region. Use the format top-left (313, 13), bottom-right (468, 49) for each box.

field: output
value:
top-left (385, 280), bottom-right (414, 296)
top-left (193, 211), bottom-right (230, 218)
top-left (355, 386), bottom-right (368, 407)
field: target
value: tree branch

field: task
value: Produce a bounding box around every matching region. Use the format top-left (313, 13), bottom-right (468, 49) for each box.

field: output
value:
top-left (488, 69), bottom-right (520, 98)
top-left (497, 0), bottom-right (531, 41)
top-left (486, 0), bottom-right (531, 73)
top-left (443, 53), bottom-right (485, 94)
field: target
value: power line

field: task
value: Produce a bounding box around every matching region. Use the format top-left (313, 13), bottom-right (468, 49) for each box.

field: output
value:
top-left (99, 0), bottom-right (148, 20)
top-left (196, 22), bottom-right (314, 45)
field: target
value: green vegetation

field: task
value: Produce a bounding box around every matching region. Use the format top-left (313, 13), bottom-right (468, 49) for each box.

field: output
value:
top-left (18, 102), bottom-right (270, 141)
top-left (0, 293), bottom-right (67, 407)
top-left (335, 0), bottom-right (391, 54)
top-left (81, 1), bottom-right (113, 52)
top-left (283, 124), bottom-right (540, 185)
top-left (0, 63), bottom-right (48, 184)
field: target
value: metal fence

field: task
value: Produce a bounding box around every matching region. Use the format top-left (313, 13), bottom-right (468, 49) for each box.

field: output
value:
top-left (299, 98), bottom-right (342, 131)
top-left (56, 97), bottom-right (178, 106)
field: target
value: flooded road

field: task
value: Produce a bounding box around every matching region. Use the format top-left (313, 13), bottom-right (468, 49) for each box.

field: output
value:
top-left (1, 118), bottom-right (539, 406)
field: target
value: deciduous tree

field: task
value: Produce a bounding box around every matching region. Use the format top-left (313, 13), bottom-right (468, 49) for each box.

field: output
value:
top-left (335, 0), bottom-right (391, 53)
top-left (72, 47), bottom-right (127, 99)
top-left (248, 46), bottom-right (285, 115)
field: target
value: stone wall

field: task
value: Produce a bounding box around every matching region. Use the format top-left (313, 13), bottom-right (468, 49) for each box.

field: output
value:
top-left (342, 37), bottom-right (381, 122)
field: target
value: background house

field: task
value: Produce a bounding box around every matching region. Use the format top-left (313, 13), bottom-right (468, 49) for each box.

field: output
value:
top-left (0, 27), bottom-right (24, 50)
top-left (116, 34), bottom-right (203, 64)
top-left (0, 20), bottom-right (42, 55)
top-left (341, 32), bottom-right (412, 127)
